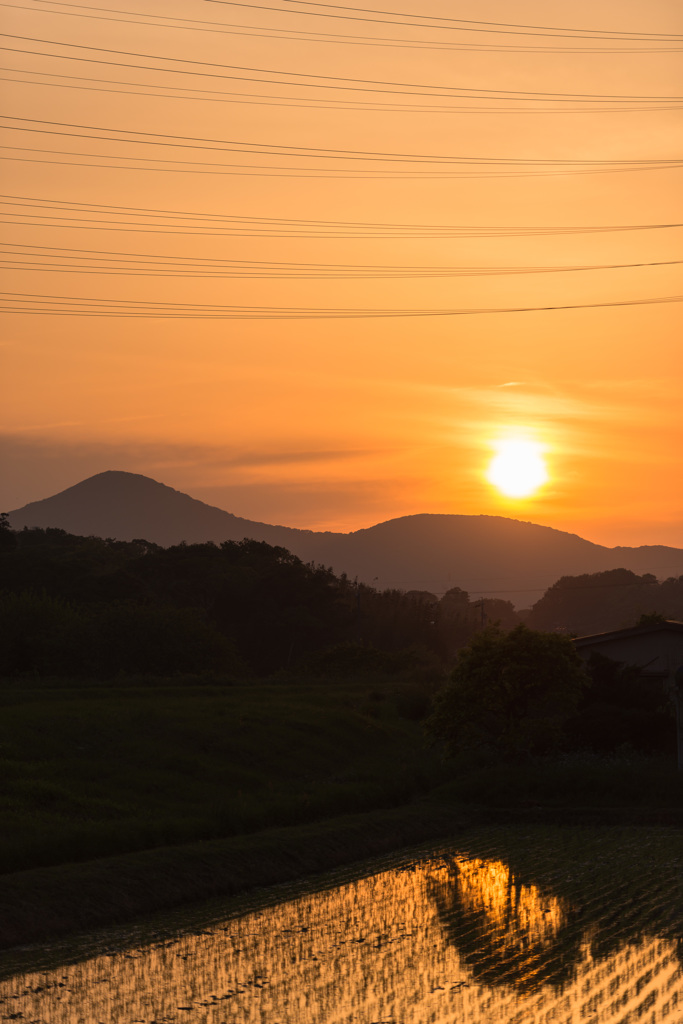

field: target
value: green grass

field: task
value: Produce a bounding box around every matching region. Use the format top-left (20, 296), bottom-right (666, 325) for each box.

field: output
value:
top-left (0, 678), bottom-right (444, 875)
top-left (435, 748), bottom-right (683, 812)
top-left (0, 802), bottom-right (465, 950)
top-left (0, 676), bottom-right (682, 949)
top-left (1, 676), bottom-right (682, 879)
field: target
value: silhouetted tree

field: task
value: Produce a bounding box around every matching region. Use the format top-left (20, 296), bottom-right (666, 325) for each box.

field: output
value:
top-left (427, 625), bottom-right (588, 759)
top-left (0, 513), bottom-right (16, 552)
top-left (526, 569), bottom-right (680, 635)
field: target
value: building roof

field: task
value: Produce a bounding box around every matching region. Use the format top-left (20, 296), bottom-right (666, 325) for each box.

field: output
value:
top-left (574, 620), bottom-right (683, 649)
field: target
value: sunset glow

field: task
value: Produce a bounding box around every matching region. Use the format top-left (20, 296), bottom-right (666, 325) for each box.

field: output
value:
top-left (487, 440), bottom-right (549, 499)
top-left (0, 0), bottom-right (681, 546)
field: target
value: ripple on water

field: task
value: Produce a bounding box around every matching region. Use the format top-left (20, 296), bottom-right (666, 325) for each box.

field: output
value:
top-left (0, 825), bottom-right (681, 1023)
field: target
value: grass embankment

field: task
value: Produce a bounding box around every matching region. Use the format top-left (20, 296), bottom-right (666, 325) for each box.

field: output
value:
top-left (0, 676), bottom-right (458, 948)
top-left (439, 750), bottom-right (683, 818)
top-left (0, 677), bottom-right (444, 877)
top-left (0, 803), bottom-right (465, 950)
top-left (1, 676), bottom-right (682, 949)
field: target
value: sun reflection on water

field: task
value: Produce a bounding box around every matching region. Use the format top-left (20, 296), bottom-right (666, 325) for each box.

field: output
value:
top-left (429, 855), bottom-right (575, 994)
top-left (0, 841), bottom-right (681, 1023)
top-left (455, 855), bottom-right (565, 942)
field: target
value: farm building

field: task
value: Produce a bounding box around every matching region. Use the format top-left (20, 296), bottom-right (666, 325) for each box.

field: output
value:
top-left (574, 620), bottom-right (683, 768)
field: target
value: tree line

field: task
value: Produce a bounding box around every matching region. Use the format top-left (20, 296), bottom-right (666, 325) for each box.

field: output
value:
top-left (0, 525), bottom-right (510, 677)
top-left (0, 521), bottom-right (681, 683)
top-left (524, 567), bottom-right (683, 635)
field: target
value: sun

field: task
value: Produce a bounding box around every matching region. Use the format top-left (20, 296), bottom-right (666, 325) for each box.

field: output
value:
top-left (486, 439), bottom-right (549, 499)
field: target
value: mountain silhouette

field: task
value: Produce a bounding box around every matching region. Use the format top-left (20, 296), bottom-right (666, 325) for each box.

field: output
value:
top-left (8, 471), bottom-right (326, 550)
top-left (8, 471), bottom-right (683, 606)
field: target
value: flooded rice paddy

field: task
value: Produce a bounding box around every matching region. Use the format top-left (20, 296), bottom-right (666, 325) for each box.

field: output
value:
top-left (1, 825), bottom-right (682, 1023)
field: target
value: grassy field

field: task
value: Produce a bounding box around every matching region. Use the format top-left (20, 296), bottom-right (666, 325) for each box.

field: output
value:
top-left (1, 675), bottom-right (682, 949)
top-left (438, 749), bottom-right (683, 812)
top-left (0, 677), bottom-right (445, 876)
top-left (1, 676), bottom-right (682, 878)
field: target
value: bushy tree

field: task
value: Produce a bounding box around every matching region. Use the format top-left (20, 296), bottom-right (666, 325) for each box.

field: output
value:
top-left (427, 625), bottom-right (588, 759)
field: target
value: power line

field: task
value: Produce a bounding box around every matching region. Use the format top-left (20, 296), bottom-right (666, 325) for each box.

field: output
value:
top-left (3, 259), bottom-right (680, 278)
top-left (6, 149), bottom-right (681, 179)
top-left (202, 0), bottom-right (683, 41)
top-left (1, 292), bottom-right (681, 319)
top-left (6, 148), bottom-right (681, 179)
top-left (9, 1), bottom-right (681, 52)
top-left (1, 233), bottom-right (680, 277)
top-left (3, 37), bottom-right (681, 101)
top-left (4, 239), bottom-right (681, 258)
top-left (3, 255), bottom-right (679, 279)
top-left (3, 196), bottom-right (681, 235)
top-left (2, 117), bottom-right (679, 170)
top-left (7, 71), bottom-right (679, 115)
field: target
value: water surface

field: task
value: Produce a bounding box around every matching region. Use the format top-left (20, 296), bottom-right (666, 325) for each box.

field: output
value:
top-left (1, 825), bottom-right (681, 1023)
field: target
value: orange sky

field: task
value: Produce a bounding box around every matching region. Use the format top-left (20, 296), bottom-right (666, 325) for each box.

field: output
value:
top-left (1, 0), bottom-right (682, 547)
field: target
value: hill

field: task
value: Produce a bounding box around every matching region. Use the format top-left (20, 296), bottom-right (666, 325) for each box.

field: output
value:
top-left (8, 471), bottom-right (683, 605)
top-left (6, 470), bottom-right (329, 551)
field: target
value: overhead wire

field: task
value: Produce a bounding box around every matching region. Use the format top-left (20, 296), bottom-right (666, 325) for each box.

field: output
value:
top-left (1, 292), bottom-right (681, 319)
top-left (3, 37), bottom-right (681, 102)
top-left (5, 116), bottom-right (672, 163)
top-left (4, 70), bottom-right (681, 114)
top-left (2, 231), bottom-right (681, 278)
top-left (3, 7), bottom-right (681, 322)
top-left (202, 0), bottom-right (683, 41)
top-left (8, 1), bottom-right (682, 53)
top-left (1, 119), bottom-right (679, 180)
top-left (2, 255), bottom-right (681, 279)
top-left (6, 149), bottom-right (681, 179)
top-left (2, 197), bottom-right (682, 237)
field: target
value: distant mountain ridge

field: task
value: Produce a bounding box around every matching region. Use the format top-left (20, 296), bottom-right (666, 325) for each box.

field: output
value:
top-left (8, 471), bottom-right (683, 607)
top-left (8, 471), bottom-right (328, 550)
